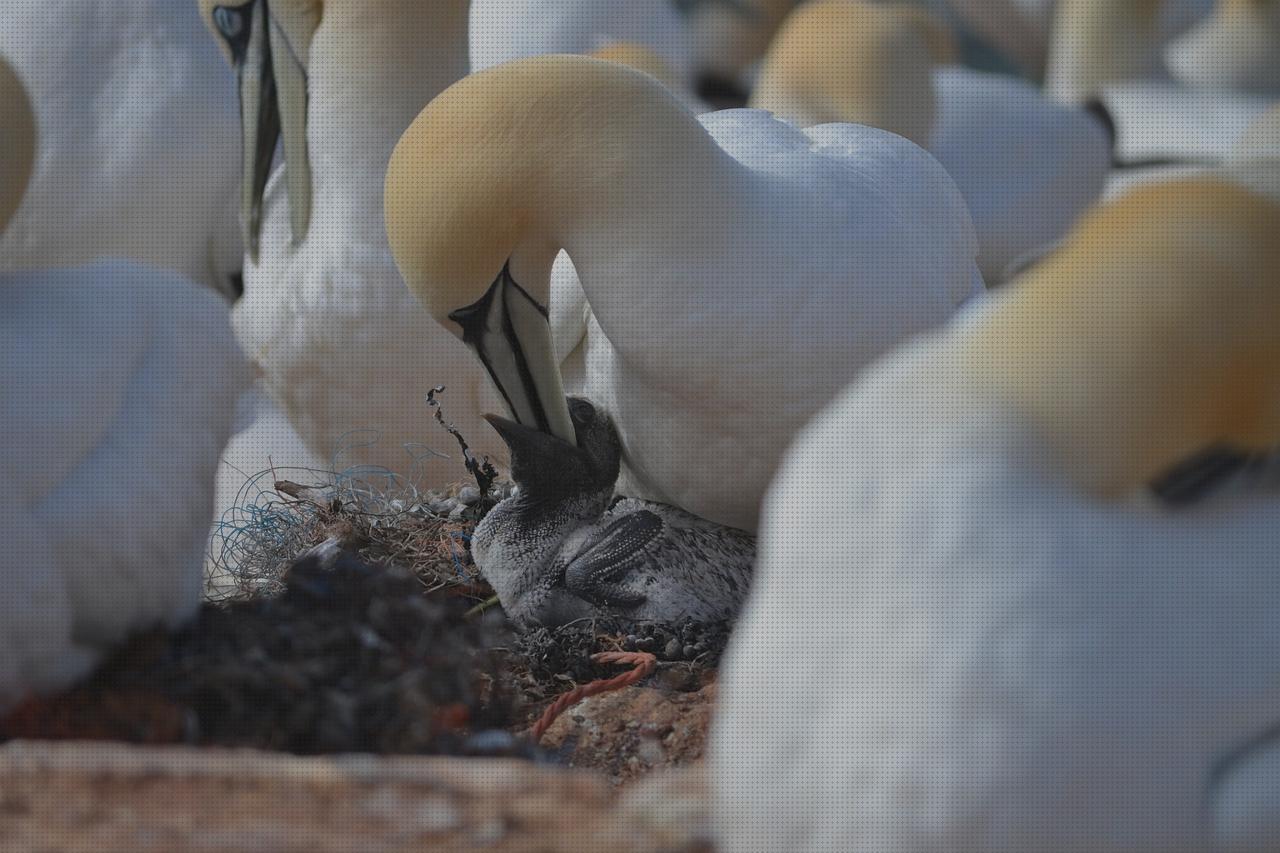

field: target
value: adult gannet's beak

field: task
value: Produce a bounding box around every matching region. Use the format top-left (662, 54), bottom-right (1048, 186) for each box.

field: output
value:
top-left (451, 265), bottom-right (577, 447)
top-left (206, 0), bottom-right (313, 258)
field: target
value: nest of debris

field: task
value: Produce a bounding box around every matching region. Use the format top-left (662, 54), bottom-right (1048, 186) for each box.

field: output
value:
top-left (3, 399), bottom-right (737, 773)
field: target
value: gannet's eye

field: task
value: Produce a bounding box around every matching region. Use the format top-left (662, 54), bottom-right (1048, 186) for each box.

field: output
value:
top-left (570, 399), bottom-right (596, 426)
top-left (213, 5), bottom-right (245, 39)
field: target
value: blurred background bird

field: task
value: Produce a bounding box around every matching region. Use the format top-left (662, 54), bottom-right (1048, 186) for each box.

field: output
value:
top-left (0, 54), bottom-right (250, 711)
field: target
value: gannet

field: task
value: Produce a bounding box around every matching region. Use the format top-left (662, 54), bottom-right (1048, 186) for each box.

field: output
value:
top-left (0, 0), bottom-right (242, 298)
top-left (751, 1), bottom-right (1110, 283)
top-left (473, 397), bottom-right (755, 629)
top-left (712, 176), bottom-right (1280, 851)
top-left (1046, 0), bottom-right (1271, 161)
top-left (197, 0), bottom-right (507, 484)
top-left (680, 0), bottom-right (798, 104)
top-left (1166, 0), bottom-right (1280, 94)
top-left (0, 57), bottom-right (251, 711)
top-left (469, 0), bottom-right (694, 88)
top-left (385, 55), bottom-right (982, 533)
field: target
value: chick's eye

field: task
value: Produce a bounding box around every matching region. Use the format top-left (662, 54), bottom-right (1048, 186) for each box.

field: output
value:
top-left (213, 6), bottom-right (244, 39)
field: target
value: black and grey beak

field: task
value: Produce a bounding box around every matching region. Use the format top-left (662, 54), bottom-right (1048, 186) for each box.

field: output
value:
top-left (484, 412), bottom-right (592, 492)
top-left (450, 264), bottom-right (577, 447)
top-left (212, 0), bottom-right (312, 260)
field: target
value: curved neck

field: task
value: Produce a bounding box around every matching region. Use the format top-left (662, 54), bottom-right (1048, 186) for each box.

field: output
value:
top-left (387, 58), bottom-right (749, 321)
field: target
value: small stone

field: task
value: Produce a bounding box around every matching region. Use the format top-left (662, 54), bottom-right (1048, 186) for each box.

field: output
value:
top-left (456, 485), bottom-right (481, 505)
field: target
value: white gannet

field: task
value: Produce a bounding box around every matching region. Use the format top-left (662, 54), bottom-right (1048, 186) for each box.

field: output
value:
top-left (469, 0), bottom-right (695, 87)
top-left (751, 1), bottom-right (1111, 283)
top-left (385, 55), bottom-right (982, 533)
top-left (197, 0), bottom-right (507, 484)
top-left (0, 58), bottom-right (251, 711)
top-left (0, 0), bottom-right (242, 298)
top-left (712, 176), bottom-right (1280, 851)
top-left (1166, 0), bottom-right (1280, 95)
top-left (473, 397), bottom-right (755, 629)
top-left (1046, 0), bottom-right (1271, 156)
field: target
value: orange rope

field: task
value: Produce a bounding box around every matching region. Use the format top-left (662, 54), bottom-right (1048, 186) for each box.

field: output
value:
top-left (530, 651), bottom-right (657, 743)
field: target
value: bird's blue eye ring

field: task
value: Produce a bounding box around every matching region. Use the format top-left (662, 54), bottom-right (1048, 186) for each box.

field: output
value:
top-left (213, 6), bottom-right (244, 39)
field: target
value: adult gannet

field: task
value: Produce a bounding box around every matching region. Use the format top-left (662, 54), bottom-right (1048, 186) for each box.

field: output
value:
top-left (474, 397), bottom-right (755, 628)
top-left (680, 0), bottom-right (798, 104)
top-left (0, 0), bottom-right (242, 298)
top-left (385, 55), bottom-right (982, 533)
top-left (197, 0), bottom-right (507, 484)
top-left (0, 57), bottom-right (251, 711)
top-left (1166, 0), bottom-right (1280, 94)
top-left (712, 176), bottom-right (1280, 851)
top-left (1045, 0), bottom-right (1273, 199)
top-left (751, 1), bottom-right (1110, 283)
top-left (469, 0), bottom-right (694, 87)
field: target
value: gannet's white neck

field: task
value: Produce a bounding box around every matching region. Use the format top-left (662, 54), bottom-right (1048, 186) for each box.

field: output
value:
top-left (962, 178), bottom-right (1280, 498)
top-left (305, 1), bottom-right (469, 233)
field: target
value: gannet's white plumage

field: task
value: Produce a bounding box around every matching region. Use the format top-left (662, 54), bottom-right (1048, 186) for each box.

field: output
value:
top-left (712, 177), bottom-right (1280, 851)
top-left (469, 0), bottom-right (694, 86)
top-left (199, 0), bottom-right (507, 487)
top-left (0, 59), bottom-right (250, 710)
top-left (751, 1), bottom-right (1110, 283)
top-left (0, 0), bottom-right (242, 297)
top-left (387, 56), bottom-right (981, 533)
top-left (1166, 0), bottom-right (1280, 94)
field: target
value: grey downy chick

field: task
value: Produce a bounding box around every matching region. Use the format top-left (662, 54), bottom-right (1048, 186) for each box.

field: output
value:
top-left (471, 397), bottom-right (756, 629)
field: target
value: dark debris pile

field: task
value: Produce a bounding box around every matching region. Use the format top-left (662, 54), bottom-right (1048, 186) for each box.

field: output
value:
top-left (3, 553), bottom-right (528, 758)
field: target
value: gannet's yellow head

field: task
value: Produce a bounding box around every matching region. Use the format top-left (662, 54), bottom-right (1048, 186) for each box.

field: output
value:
top-left (749, 1), bottom-right (953, 144)
top-left (0, 57), bottom-right (33, 235)
top-left (965, 178), bottom-right (1280, 497)
top-left (589, 41), bottom-right (683, 91)
top-left (1046, 0), bottom-right (1168, 103)
top-left (385, 55), bottom-right (724, 448)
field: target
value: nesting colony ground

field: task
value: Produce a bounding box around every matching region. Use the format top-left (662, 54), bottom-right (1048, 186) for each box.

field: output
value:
top-left (1, 474), bottom-right (732, 785)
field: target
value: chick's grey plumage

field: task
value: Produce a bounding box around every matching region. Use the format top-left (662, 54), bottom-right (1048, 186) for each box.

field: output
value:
top-left (472, 398), bottom-right (755, 628)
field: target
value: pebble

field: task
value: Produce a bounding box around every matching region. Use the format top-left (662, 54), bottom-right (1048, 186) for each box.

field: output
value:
top-left (456, 485), bottom-right (481, 505)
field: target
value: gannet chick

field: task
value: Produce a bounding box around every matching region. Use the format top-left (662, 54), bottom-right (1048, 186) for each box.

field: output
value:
top-left (1166, 0), bottom-right (1280, 94)
top-left (0, 0), bottom-right (242, 297)
top-left (751, 0), bottom-right (1110, 283)
top-left (386, 55), bottom-right (981, 533)
top-left (712, 176), bottom-right (1280, 851)
top-left (197, 0), bottom-right (505, 485)
top-left (0, 57), bottom-right (251, 710)
top-left (473, 398), bottom-right (755, 629)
